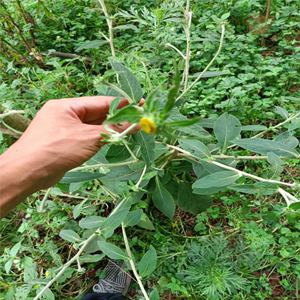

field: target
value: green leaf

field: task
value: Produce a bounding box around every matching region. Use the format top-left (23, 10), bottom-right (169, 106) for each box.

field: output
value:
top-left (109, 58), bottom-right (143, 103)
top-left (150, 288), bottom-right (160, 300)
top-left (137, 213), bottom-right (155, 230)
top-left (138, 245), bottom-right (157, 277)
top-left (241, 125), bottom-right (268, 131)
top-left (106, 145), bottom-right (131, 163)
top-left (284, 96), bottom-right (300, 102)
top-left (123, 210), bottom-right (143, 227)
top-left (267, 152), bottom-right (283, 179)
top-left (86, 150), bottom-right (109, 166)
top-left (144, 88), bottom-right (161, 113)
top-left (73, 199), bottom-right (88, 219)
top-left (221, 12), bottom-right (230, 20)
top-left (214, 113), bottom-right (242, 153)
top-left (193, 171), bottom-right (240, 189)
top-left (179, 139), bottom-right (211, 159)
top-left (275, 132), bottom-right (299, 148)
top-left (190, 71), bottom-right (231, 78)
top-left (59, 230), bottom-right (81, 243)
top-left (36, 286), bottom-right (55, 300)
top-left (100, 199), bottom-right (130, 237)
top-left (234, 138), bottom-right (299, 158)
top-left (24, 265), bottom-right (38, 282)
top-left (56, 267), bottom-right (76, 284)
top-left (105, 105), bottom-right (143, 124)
top-left (161, 65), bottom-right (181, 119)
top-left (97, 241), bottom-right (129, 261)
top-left (230, 183), bottom-right (278, 195)
top-left (79, 216), bottom-right (104, 229)
top-left (152, 177), bottom-right (175, 219)
top-left (5, 260), bottom-right (13, 274)
top-left (10, 241), bottom-right (21, 257)
top-left (289, 202), bottom-right (300, 210)
top-left (80, 254), bottom-right (105, 263)
top-left (109, 97), bottom-right (121, 115)
top-left (167, 108), bottom-right (211, 138)
top-left (178, 182), bottom-right (212, 214)
top-left (133, 131), bottom-right (155, 167)
top-left (60, 172), bottom-right (105, 183)
top-left (75, 40), bottom-right (108, 52)
top-left (166, 117), bottom-right (202, 127)
top-left (193, 186), bottom-right (226, 195)
top-left (275, 106), bottom-right (289, 119)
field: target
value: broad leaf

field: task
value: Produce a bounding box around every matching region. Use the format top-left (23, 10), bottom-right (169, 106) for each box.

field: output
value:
top-left (10, 241), bottom-right (21, 257)
top-left (73, 199), bottom-right (88, 219)
top-left (109, 58), bottom-right (143, 103)
top-left (80, 254), bottom-right (105, 263)
top-left (214, 113), bottom-right (242, 153)
top-left (123, 210), bottom-right (143, 227)
top-left (152, 177), bottom-right (175, 219)
top-left (178, 182), bottom-right (212, 214)
top-left (79, 216), bottom-right (104, 229)
top-left (193, 186), bottom-right (226, 195)
top-left (114, 24), bottom-right (138, 30)
top-left (106, 145), bottom-right (131, 163)
top-left (133, 131), bottom-right (155, 167)
top-left (60, 172), bottom-right (105, 183)
top-left (230, 182), bottom-right (278, 195)
top-left (100, 199), bottom-right (130, 237)
top-left (138, 213), bottom-right (155, 230)
top-left (166, 117), bottom-right (202, 127)
top-left (275, 106), bottom-right (289, 119)
top-left (234, 138), bottom-right (299, 158)
top-left (105, 105), bottom-right (144, 124)
top-left (267, 152), bottom-right (283, 179)
top-left (150, 288), bottom-right (160, 300)
top-left (97, 241), bottom-right (129, 261)
top-left (138, 245), bottom-right (157, 277)
top-left (76, 40), bottom-right (107, 52)
top-left (275, 132), bottom-right (299, 148)
top-left (59, 230), bottom-right (81, 243)
top-left (86, 150), bottom-right (109, 166)
top-left (179, 139), bottom-right (211, 159)
top-left (167, 108), bottom-right (211, 138)
top-left (192, 171), bottom-right (240, 189)
top-left (241, 125), bottom-right (267, 131)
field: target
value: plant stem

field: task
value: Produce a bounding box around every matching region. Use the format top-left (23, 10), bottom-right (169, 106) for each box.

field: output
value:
top-left (252, 111), bottom-right (300, 139)
top-left (167, 144), bottom-right (296, 188)
top-left (34, 230), bottom-right (100, 300)
top-left (136, 165), bottom-right (147, 188)
top-left (184, 11), bottom-right (192, 90)
top-left (121, 223), bottom-right (150, 300)
top-left (123, 140), bottom-right (138, 160)
top-left (166, 43), bottom-right (186, 60)
top-left (37, 187), bottom-right (52, 213)
top-left (178, 154), bottom-right (298, 160)
top-left (178, 23), bottom-right (226, 108)
top-left (71, 159), bottom-right (138, 171)
top-left (101, 80), bottom-right (134, 104)
top-left (0, 110), bottom-right (25, 119)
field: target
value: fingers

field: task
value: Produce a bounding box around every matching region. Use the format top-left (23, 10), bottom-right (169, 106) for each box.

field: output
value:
top-left (63, 96), bottom-right (130, 123)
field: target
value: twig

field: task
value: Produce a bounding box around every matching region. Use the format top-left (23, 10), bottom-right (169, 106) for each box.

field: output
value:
top-left (136, 165), bottom-right (147, 188)
top-left (71, 159), bottom-right (138, 171)
top-left (178, 23), bottom-right (226, 108)
top-left (184, 11), bottom-right (192, 90)
top-left (0, 110), bottom-right (25, 119)
top-left (166, 43), bottom-right (186, 60)
top-left (178, 154), bottom-right (299, 160)
top-left (123, 140), bottom-right (138, 160)
top-left (34, 230), bottom-right (99, 300)
top-left (37, 187), bottom-right (52, 213)
top-left (121, 223), bottom-right (150, 300)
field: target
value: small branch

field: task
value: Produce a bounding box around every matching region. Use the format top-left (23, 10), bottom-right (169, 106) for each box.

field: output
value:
top-left (0, 110), bottom-right (25, 119)
top-left (184, 11), bottom-right (192, 90)
top-left (37, 187), bottom-right (52, 213)
top-left (166, 43), bottom-right (186, 60)
top-left (177, 23), bottom-right (226, 107)
top-left (167, 144), bottom-right (296, 188)
top-left (136, 165), bottom-right (147, 188)
top-left (123, 140), bottom-right (138, 160)
top-left (121, 223), bottom-right (150, 300)
top-left (252, 111), bottom-right (300, 139)
top-left (71, 159), bottom-right (138, 171)
top-left (34, 230), bottom-right (99, 300)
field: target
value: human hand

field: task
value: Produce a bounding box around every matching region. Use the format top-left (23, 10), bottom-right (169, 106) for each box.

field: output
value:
top-left (5, 96), bottom-right (139, 188)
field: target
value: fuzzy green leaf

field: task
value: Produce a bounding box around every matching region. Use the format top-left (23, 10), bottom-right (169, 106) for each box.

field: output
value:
top-left (152, 177), bottom-right (175, 219)
top-left (60, 172), bottom-right (105, 183)
top-left (123, 210), bottom-right (143, 227)
top-left (214, 113), bottom-right (242, 153)
top-left (267, 152), bottom-right (283, 179)
top-left (138, 245), bottom-right (157, 277)
top-left (241, 125), bottom-right (268, 131)
top-left (97, 241), bottom-right (129, 261)
top-left (193, 171), bottom-right (240, 189)
top-left (79, 216), bottom-right (104, 229)
top-left (137, 213), bottom-right (155, 230)
top-left (105, 105), bottom-right (143, 124)
top-left (230, 183), bottom-right (278, 195)
top-left (59, 230), bottom-right (81, 243)
top-left (234, 138), bottom-right (299, 158)
top-left (275, 132), bottom-right (299, 148)
top-left (109, 59), bottom-right (143, 103)
top-left (166, 117), bottom-right (201, 127)
top-left (75, 40), bottom-right (108, 52)
top-left (178, 182), bottom-right (212, 214)
top-left (133, 131), bottom-right (155, 167)
top-left (179, 139), bottom-right (211, 159)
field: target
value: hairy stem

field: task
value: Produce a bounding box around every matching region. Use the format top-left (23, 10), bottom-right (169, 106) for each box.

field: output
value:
top-left (178, 23), bottom-right (226, 108)
top-left (184, 11), bottom-right (192, 90)
top-left (121, 223), bottom-right (150, 300)
top-left (37, 187), bottom-right (52, 213)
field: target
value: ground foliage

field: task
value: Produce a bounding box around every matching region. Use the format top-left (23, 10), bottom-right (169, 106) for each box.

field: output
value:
top-left (0, 0), bottom-right (300, 299)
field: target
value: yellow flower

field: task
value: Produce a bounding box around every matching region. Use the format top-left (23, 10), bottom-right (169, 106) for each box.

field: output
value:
top-left (45, 271), bottom-right (49, 277)
top-left (140, 117), bottom-right (157, 134)
top-left (171, 222), bottom-right (178, 228)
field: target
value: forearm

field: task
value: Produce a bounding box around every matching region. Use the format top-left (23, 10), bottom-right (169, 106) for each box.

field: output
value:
top-left (0, 146), bottom-right (48, 218)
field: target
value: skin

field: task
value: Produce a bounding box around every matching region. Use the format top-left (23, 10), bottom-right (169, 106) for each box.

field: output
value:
top-left (0, 96), bottom-right (139, 219)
